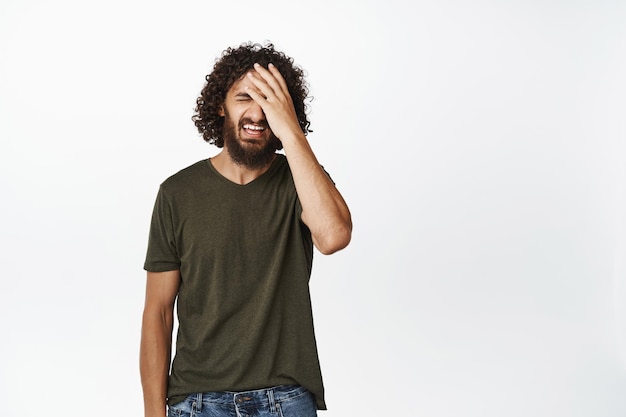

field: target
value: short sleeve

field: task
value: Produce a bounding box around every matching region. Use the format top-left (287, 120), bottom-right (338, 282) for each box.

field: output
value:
top-left (143, 186), bottom-right (181, 272)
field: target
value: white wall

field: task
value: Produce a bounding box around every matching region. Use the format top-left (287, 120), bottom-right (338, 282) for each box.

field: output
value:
top-left (1, 0), bottom-right (625, 416)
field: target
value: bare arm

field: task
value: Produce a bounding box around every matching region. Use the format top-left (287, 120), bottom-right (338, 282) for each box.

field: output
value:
top-left (140, 270), bottom-right (181, 417)
top-left (280, 134), bottom-right (352, 254)
top-left (246, 64), bottom-right (352, 254)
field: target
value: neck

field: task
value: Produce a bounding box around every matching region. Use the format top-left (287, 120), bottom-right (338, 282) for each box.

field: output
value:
top-left (210, 150), bottom-right (276, 185)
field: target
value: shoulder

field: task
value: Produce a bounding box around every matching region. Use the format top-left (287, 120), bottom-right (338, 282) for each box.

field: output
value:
top-left (269, 153), bottom-right (295, 184)
top-left (160, 159), bottom-right (210, 190)
top-left (274, 153), bottom-right (288, 170)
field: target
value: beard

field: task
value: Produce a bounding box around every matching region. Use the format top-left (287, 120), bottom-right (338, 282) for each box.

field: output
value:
top-left (222, 114), bottom-right (282, 170)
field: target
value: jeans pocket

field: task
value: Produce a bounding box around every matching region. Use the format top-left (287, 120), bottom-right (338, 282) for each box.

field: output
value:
top-left (167, 406), bottom-right (183, 417)
top-left (276, 391), bottom-right (317, 417)
top-left (167, 396), bottom-right (194, 417)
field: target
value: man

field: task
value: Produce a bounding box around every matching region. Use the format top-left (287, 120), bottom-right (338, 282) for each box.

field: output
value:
top-left (140, 42), bottom-right (352, 417)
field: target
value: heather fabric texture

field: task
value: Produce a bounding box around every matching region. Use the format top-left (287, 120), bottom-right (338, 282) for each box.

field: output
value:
top-left (144, 155), bottom-right (325, 410)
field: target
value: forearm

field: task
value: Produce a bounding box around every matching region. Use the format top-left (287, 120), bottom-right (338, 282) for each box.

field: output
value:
top-left (140, 309), bottom-right (173, 417)
top-left (281, 133), bottom-right (352, 254)
top-left (243, 63), bottom-right (352, 253)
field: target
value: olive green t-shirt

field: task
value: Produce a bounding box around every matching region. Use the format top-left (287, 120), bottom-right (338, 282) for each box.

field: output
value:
top-left (144, 154), bottom-right (326, 409)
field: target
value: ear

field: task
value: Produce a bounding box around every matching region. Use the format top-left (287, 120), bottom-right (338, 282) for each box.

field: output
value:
top-left (218, 105), bottom-right (225, 117)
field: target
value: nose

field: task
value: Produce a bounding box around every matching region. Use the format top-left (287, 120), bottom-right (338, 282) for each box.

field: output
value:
top-left (246, 101), bottom-right (265, 121)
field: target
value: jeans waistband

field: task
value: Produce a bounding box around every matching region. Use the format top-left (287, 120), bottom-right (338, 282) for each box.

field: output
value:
top-left (192, 385), bottom-right (305, 412)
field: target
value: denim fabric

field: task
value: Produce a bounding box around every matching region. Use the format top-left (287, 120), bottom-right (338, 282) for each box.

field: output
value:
top-left (167, 385), bottom-right (317, 417)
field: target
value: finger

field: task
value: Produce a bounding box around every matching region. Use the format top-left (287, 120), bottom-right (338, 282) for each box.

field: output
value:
top-left (267, 63), bottom-right (290, 98)
top-left (246, 71), bottom-right (275, 102)
top-left (252, 63), bottom-right (288, 101)
top-left (243, 84), bottom-right (270, 112)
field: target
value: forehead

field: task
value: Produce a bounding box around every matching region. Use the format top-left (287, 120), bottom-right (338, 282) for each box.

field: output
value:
top-left (226, 71), bottom-right (255, 96)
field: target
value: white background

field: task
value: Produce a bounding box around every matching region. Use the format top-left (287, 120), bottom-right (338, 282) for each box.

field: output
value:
top-left (1, 0), bottom-right (625, 416)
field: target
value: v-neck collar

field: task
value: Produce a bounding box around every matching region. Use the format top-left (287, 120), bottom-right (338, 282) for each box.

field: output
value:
top-left (205, 154), bottom-right (283, 188)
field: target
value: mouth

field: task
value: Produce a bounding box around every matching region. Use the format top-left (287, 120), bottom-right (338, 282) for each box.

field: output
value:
top-left (242, 123), bottom-right (266, 138)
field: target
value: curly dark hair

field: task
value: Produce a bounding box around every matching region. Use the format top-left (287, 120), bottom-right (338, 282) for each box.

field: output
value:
top-left (192, 42), bottom-right (312, 148)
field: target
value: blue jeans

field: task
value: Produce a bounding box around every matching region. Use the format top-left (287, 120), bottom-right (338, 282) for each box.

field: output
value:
top-left (167, 385), bottom-right (318, 417)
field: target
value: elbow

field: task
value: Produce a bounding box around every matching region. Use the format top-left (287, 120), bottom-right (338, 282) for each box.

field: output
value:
top-left (315, 222), bottom-right (352, 255)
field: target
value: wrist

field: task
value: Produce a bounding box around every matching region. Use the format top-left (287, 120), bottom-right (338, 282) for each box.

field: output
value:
top-left (278, 130), bottom-right (307, 149)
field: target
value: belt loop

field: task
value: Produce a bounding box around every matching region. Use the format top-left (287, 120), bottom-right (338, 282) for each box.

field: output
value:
top-left (267, 387), bottom-right (276, 414)
top-left (195, 393), bottom-right (203, 413)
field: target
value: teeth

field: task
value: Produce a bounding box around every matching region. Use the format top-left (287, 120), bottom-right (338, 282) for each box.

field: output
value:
top-left (243, 124), bottom-right (264, 131)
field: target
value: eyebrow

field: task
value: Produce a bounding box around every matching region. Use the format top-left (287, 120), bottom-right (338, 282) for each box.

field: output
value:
top-left (234, 92), bottom-right (252, 99)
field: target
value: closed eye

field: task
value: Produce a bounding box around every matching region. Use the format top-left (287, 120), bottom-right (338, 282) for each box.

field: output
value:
top-left (235, 93), bottom-right (252, 102)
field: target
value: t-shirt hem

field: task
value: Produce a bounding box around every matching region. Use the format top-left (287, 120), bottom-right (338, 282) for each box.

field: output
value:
top-left (143, 262), bottom-right (181, 272)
